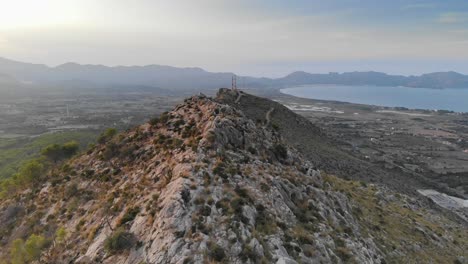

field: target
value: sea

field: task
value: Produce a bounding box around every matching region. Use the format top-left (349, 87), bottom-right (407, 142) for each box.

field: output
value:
top-left (280, 85), bottom-right (468, 113)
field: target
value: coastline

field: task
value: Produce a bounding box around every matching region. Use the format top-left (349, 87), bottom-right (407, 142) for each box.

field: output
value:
top-left (280, 85), bottom-right (468, 113)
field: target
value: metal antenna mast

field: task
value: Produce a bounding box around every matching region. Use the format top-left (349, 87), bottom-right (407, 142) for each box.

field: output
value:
top-left (232, 75), bottom-right (237, 90)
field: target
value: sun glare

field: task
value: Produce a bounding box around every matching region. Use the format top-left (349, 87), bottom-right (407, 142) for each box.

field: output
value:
top-left (0, 0), bottom-right (83, 30)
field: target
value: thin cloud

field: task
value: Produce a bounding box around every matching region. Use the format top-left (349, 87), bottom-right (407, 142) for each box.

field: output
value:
top-left (402, 3), bottom-right (436, 10)
top-left (437, 12), bottom-right (468, 24)
top-left (2, 0), bottom-right (468, 73)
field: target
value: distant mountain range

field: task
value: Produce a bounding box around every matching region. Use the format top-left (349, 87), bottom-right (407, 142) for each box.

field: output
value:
top-left (275, 71), bottom-right (468, 89)
top-left (1, 57), bottom-right (467, 90)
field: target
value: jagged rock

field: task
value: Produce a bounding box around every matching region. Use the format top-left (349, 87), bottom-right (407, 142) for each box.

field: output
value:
top-left (242, 205), bottom-right (256, 226)
top-left (276, 257), bottom-right (298, 264)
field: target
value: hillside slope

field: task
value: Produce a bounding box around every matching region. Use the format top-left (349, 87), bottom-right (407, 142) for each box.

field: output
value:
top-left (218, 89), bottom-right (453, 197)
top-left (0, 90), bottom-right (466, 263)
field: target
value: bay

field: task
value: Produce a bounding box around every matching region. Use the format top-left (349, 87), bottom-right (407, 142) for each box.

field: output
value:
top-left (280, 85), bottom-right (468, 113)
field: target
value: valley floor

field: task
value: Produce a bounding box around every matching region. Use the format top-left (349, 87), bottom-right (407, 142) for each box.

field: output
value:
top-left (267, 90), bottom-right (468, 199)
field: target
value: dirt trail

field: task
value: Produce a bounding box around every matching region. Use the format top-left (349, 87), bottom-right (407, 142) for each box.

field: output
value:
top-left (265, 107), bottom-right (274, 126)
top-left (235, 92), bottom-right (243, 104)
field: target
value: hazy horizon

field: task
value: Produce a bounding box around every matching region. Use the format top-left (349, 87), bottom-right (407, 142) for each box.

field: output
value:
top-left (3, 56), bottom-right (468, 79)
top-left (1, 0), bottom-right (468, 77)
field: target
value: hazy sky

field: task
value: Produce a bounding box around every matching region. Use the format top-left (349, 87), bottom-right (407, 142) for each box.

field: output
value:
top-left (1, 0), bottom-right (468, 77)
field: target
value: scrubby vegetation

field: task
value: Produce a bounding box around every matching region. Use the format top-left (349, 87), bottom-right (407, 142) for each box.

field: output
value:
top-left (0, 160), bottom-right (46, 198)
top-left (104, 228), bottom-right (135, 253)
top-left (272, 143), bottom-right (287, 160)
top-left (323, 174), bottom-right (467, 263)
top-left (97, 128), bottom-right (117, 144)
top-left (41, 141), bottom-right (79, 163)
top-left (9, 234), bottom-right (47, 264)
top-left (118, 207), bottom-right (140, 226)
top-left (0, 127), bottom-right (118, 201)
top-left (0, 139), bottom-right (83, 199)
top-left (0, 131), bottom-right (98, 180)
top-left (207, 241), bottom-right (226, 261)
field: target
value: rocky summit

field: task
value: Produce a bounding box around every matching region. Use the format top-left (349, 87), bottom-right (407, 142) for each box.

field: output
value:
top-left (0, 89), bottom-right (466, 264)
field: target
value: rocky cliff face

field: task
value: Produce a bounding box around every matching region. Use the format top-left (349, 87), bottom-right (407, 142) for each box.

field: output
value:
top-left (0, 90), bottom-right (466, 264)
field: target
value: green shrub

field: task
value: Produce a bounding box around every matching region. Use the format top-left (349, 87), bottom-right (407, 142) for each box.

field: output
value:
top-left (10, 234), bottom-right (47, 264)
top-left (41, 144), bottom-right (62, 163)
top-left (182, 121), bottom-right (197, 138)
top-left (213, 162), bottom-right (228, 179)
top-left (117, 144), bottom-right (135, 160)
top-left (335, 246), bottom-right (352, 261)
top-left (230, 197), bottom-right (244, 214)
top-left (55, 227), bottom-right (67, 244)
top-left (10, 239), bottom-right (26, 264)
top-left (247, 146), bottom-right (257, 154)
top-left (87, 143), bottom-right (96, 154)
top-left (272, 144), bottom-right (287, 160)
top-left (240, 245), bottom-right (257, 262)
top-left (194, 196), bottom-right (205, 205)
top-left (199, 205), bottom-right (211, 216)
top-left (208, 241), bottom-right (226, 261)
top-left (149, 117), bottom-right (159, 126)
top-left (41, 140), bottom-right (79, 164)
top-left (119, 207), bottom-right (140, 226)
top-left (215, 197), bottom-right (230, 212)
top-left (255, 205), bottom-right (276, 235)
top-left (173, 119), bottom-right (185, 128)
top-left (234, 186), bottom-right (249, 199)
top-left (159, 112), bottom-right (170, 124)
top-left (154, 134), bottom-right (167, 145)
top-left (98, 128), bottom-right (117, 144)
top-left (102, 142), bottom-right (120, 160)
top-left (14, 160), bottom-right (45, 186)
top-left (104, 228), bottom-right (135, 253)
top-left (271, 123), bottom-right (280, 131)
top-left (292, 226), bottom-right (314, 244)
top-left (260, 182), bottom-right (270, 192)
top-left (65, 183), bottom-right (79, 199)
top-left (171, 138), bottom-right (184, 149)
top-left (61, 141), bottom-right (79, 157)
top-left (0, 131), bottom-right (97, 180)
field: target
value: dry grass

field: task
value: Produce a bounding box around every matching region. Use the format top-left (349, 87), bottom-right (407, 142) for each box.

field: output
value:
top-left (323, 174), bottom-right (468, 263)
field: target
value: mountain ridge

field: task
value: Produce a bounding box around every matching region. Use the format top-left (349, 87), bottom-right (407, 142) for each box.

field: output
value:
top-left (1, 57), bottom-right (468, 90)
